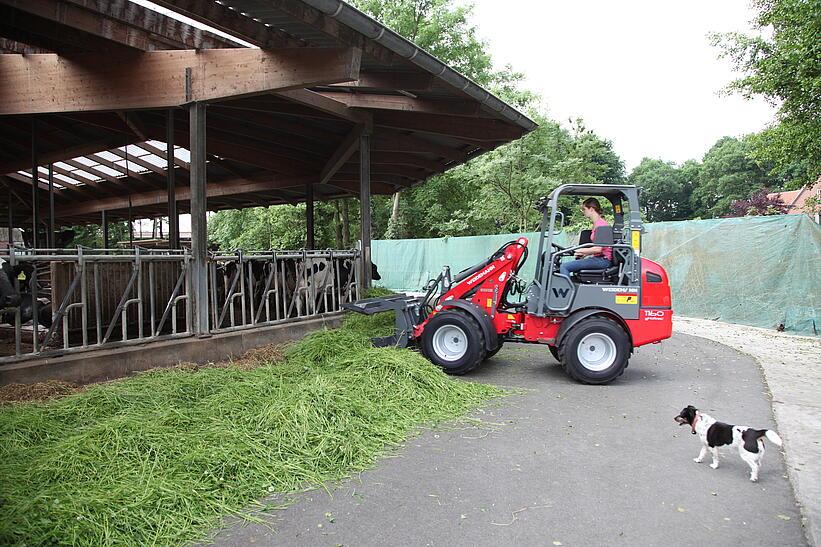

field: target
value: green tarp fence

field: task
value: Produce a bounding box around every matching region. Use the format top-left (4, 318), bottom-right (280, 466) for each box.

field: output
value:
top-left (372, 214), bottom-right (821, 336)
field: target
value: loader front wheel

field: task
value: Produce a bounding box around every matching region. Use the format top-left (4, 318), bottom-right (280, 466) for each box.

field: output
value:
top-left (559, 317), bottom-right (630, 384)
top-left (421, 311), bottom-right (486, 375)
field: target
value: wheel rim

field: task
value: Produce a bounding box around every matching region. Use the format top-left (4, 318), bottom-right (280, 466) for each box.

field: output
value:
top-left (576, 332), bottom-right (617, 372)
top-left (431, 324), bottom-right (468, 362)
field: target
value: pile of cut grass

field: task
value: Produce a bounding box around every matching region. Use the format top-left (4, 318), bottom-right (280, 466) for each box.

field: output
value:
top-left (0, 295), bottom-right (502, 545)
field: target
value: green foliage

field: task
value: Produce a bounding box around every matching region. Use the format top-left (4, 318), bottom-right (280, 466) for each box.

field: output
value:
top-left (209, 202), bottom-right (346, 250)
top-left (712, 0), bottom-right (820, 184)
top-left (70, 221), bottom-right (130, 248)
top-left (0, 316), bottom-right (502, 545)
top-left (630, 159), bottom-right (687, 221)
top-left (350, 0), bottom-right (495, 84)
top-left (691, 136), bottom-right (779, 217)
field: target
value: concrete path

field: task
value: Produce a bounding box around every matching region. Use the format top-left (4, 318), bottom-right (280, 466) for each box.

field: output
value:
top-left (212, 333), bottom-right (805, 546)
top-left (674, 317), bottom-right (821, 546)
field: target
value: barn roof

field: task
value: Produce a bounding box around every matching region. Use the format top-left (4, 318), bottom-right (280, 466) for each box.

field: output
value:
top-left (0, 0), bottom-right (536, 225)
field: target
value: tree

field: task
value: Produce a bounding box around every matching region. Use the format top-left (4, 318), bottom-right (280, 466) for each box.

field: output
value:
top-left (691, 136), bottom-right (777, 217)
top-left (629, 159), bottom-right (687, 222)
top-left (712, 0), bottom-right (820, 185)
top-left (729, 189), bottom-right (788, 217)
top-left (350, 0), bottom-right (495, 84)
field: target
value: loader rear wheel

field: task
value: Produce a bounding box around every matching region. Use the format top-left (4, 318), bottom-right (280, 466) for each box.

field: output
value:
top-left (422, 311), bottom-right (486, 375)
top-left (548, 345), bottom-right (560, 364)
top-left (559, 317), bottom-right (630, 384)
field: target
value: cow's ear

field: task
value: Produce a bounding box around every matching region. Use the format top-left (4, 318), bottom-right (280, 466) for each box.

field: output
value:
top-left (318, 262), bottom-right (326, 271)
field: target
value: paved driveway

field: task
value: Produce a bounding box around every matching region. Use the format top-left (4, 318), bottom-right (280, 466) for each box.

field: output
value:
top-left (212, 333), bottom-right (805, 546)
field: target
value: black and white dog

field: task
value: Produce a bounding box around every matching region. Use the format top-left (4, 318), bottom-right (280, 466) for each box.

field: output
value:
top-left (674, 405), bottom-right (782, 482)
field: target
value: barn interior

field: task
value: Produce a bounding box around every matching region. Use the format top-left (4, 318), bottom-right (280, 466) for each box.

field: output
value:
top-left (0, 0), bottom-right (535, 376)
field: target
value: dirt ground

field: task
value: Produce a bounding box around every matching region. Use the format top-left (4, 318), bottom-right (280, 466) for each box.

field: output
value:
top-left (674, 316), bottom-right (821, 546)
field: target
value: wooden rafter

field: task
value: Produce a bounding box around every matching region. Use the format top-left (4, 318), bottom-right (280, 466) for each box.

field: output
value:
top-left (54, 174), bottom-right (315, 217)
top-left (151, 0), bottom-right (302, 49)
top-left (329, 71), bottom-right (433, 91)
top-left (0, 47), bottom-right (362, 115)
top-left (319, 126), bottom-right (363, 185)
top-left (1, 0), bottom-right (237, 52)
top-left (371, 129), bottom-right (466, 161)
top-left (374, 111), bottom-right (523, 142)
top-left (0, 4), bottom-right (134, 54)
top-left (318, 92), bottom-right (481, 117)
top-left (276, 89), bottom-right (371, 127)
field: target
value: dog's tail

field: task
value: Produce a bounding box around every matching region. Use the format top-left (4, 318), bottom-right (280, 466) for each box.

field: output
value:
top-left (764, 430), bottom-right (783, 446)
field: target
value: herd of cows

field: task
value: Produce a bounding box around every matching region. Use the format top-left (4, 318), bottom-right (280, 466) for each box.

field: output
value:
top-left (1, 229), bottom-right (380, 355)
top-left (211, 256), bottom-right (380, 327)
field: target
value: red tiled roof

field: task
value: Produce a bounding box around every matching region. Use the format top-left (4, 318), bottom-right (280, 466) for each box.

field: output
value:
top-left (767, 179), bottom-right (821, 214)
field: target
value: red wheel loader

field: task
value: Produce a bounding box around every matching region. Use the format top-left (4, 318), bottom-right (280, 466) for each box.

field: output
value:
top-left (344, 185), bottom-right (673, 384)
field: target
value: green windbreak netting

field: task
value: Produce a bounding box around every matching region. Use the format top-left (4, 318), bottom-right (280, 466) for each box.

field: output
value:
top-left (372, 215), bottom-right (820, 336)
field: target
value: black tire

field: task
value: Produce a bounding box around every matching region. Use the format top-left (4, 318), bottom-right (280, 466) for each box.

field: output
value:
top-left (421, 310), bottom-right (486, 375)
top-left (559, 316), bottom-right (630, 384)
top-left (548, 345), bottom-right (560, 364)
top-left (486, 342), bottom-right (504, 359)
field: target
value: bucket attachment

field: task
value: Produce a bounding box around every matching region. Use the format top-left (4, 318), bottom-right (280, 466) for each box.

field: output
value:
top-left (342, 293), bottom-right (423, 348)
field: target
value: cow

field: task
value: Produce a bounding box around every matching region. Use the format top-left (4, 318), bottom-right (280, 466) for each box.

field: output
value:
top-left (281, 258), bottom-right (380, 317)
top-left (0, 257), bottom-right (52, 327)
top-left (0, 257), bottom-right (20, 311)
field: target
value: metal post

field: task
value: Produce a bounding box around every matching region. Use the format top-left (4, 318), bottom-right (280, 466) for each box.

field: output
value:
top-left (31, 119), bottom-right (40, 249)
top-left (101, 210), bottom-right (109, 249)
top-left (48, 163), bottom-right (55, 248)
top-left (306, 181), bottom-right (315, 249)
top-left (7, 190), bottom-right (12, 248)
top-left (359, 132), bottom-right (372, 289)
top-left (189, 102), bottom-right (209, 335)
top-left (166, 109), bottom-right (179, 249)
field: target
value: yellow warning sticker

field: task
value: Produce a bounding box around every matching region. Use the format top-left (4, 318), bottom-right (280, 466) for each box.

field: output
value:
top-left (486, 298), bottom-right (493, 308)
top-left (631, 230), bottom-right (641, 252)
top-left (616, 294), bottom-right (638, 305)
top-left (614, 204), bottom-right (622, 214)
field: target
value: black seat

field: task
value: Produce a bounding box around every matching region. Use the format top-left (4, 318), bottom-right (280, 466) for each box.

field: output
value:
top-left (574, 225), bottom-right (620, 284)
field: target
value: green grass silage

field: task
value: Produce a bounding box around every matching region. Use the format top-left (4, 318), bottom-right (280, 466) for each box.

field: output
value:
top-left (0, 304), bottom-right (502, 545)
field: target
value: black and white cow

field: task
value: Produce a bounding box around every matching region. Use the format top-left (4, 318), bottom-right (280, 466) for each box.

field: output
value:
top-left (0, 257), bottom-right (52, 327)
top-left (0, 257), bottom-right (21, 312)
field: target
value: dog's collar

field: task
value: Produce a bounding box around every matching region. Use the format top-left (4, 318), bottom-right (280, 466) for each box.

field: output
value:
top-left (691, 413), bottom-right (699, 435)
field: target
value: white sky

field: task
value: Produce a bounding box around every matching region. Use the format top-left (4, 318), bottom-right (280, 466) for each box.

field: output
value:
top-left (465, 0), bottom-right (777, 170)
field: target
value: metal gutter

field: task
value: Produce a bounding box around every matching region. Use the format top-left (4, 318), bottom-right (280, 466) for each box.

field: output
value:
top-left (299, 0), bottom-right (538, 133)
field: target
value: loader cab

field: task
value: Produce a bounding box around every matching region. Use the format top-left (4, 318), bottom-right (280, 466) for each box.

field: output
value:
top-left (527, 184), bottom-right (643, 318)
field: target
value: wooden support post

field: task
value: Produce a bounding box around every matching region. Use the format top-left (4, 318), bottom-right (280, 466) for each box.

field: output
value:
top-left (101, 210), bottom-right (109, 249)
top-left (359, 132), bottom-right (372, 289)
top-left (306, 181), bottom-right (315, 249)
top-left (166, 109), bottom-right (179, 249)
top-left (189, 102), bottom-right (209, 335)
top-left (31, 119), bottom-right (40, 248)
top-left (48, 163), bottom-right (55, 248)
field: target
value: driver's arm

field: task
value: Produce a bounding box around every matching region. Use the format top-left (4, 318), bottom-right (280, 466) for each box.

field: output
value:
top-left (576, 246), bottom-right (603, 257)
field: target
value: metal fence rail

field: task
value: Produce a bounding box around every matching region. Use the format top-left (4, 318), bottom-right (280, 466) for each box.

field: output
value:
top-left (0, 247), bottom-right (359, 364)
top-left (209, 249), bottom-right (360, 333)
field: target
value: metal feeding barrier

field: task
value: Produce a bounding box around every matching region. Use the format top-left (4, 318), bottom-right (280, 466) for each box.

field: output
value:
top-left (0, 247), bottom-right (360, 364)
top-left (208, 249), bottom-right (360, 333)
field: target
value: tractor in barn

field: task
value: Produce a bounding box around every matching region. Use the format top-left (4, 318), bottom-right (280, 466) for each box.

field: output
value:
top-left (344, 185), bottom-right (673, 384)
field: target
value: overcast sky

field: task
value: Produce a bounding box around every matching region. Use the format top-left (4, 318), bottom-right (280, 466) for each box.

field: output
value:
top-left (464, 0), bottom-right (777, 170)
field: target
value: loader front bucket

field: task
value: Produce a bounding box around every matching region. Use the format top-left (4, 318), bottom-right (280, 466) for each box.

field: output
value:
top-left (342, 293), bottom-right (423, 348)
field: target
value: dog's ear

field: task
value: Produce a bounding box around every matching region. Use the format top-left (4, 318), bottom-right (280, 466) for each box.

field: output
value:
top-left (686, 405), bottom-right (696, 411)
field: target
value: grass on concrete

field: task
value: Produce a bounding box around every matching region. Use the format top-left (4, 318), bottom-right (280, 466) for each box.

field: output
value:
top-left (0, 289), bottom-right (503, 545)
